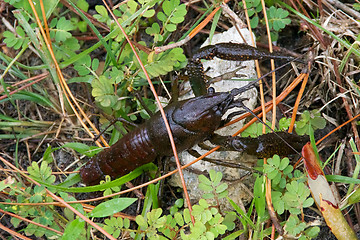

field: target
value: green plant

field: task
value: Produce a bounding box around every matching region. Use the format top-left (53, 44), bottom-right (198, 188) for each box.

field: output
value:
top-left (239, 0), bottom-right (291, 41)
top-left (263, 155), bottom-right (293, 189)
top-left (100, 175), bottom-right (121, 197)
top-left (237, 116), bottom-right (323, 237)
top-left (0, 0), bottom-right (188, 132)
top-left (2, 0), bottom-right (356, 238)
top-left (3, 26), bottom-right (30, 50)
top-left (0, 160), bottom-right (138, 239)
top-left (103, 216), bottom-right (131, 238)
top-left (285, 215), bottom-right (320, 239)
top-left (27, 161), bottom-right (56, 186)
top-left (1, 163), bottom-right (61, 239)
top-left (146, 0), bottom-right (187, 45)
top-left (50, 17), bottom-right (76, 43)
top-left (266, 6), bottom-right (291, 32)
top-left (132, 170), bottom-right (236, 239)
top-left (354, 3), bottom-right (360, 11)
top-left (62, 0), bottom-right (187, 134)
top-left (228, 153), bottom-right (319, 238)
top-left (295, 110), bottom-right (326, 135)
top-left (1, 162), bottom-right (237, 239)
top-left (279, 117), bottom-right (292, 131)
top-left (241, 121), bottom-right (274, 137)
top-left (198, 169), bottom-right (228, 202)
top-left (243, 110), bottom-right (327, 137)
top-left (263, 155), bottom-right (319, 238)
top-left (2, 0), bottom-right (188, 141)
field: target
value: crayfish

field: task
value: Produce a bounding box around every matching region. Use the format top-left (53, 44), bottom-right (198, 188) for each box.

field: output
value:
top-left (80, 42), bottom-right (307, 186)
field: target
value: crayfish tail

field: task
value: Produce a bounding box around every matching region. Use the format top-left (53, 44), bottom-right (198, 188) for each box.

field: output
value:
top-left (80, 156), bottom-right (105, 186)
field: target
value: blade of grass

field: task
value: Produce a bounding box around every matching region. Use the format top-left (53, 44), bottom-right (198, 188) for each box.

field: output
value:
top-left (339, 34), bottom-right (360, 73)
top-left (348, 138), bottom-right (360, 195)
top-left (0, 46), bottom-right (28, 80)
top-left (326, 175), bottom-right (360, 184)
top-left (0, 51), bottom-right (47, 71)
top-left (1, 91), bottom-right (55, 109)
top-left (0, 133), bottom-right (40, 139)
top-left (36, 163), bottom-right (157, 193)
top-left (0, 45), bottom-right (28, 97)
top-left (209, 8), bottom-right (222, 44)
top-left (227, 197), bottom-right (255, 229)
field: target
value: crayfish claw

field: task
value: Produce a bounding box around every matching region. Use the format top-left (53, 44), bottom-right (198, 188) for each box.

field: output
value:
top-left (209, 134), bottom-right (233, 150)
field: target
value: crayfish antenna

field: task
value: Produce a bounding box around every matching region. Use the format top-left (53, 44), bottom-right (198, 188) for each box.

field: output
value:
top-left (229, 50), bottom-right (307, 98)
top-left (230, 82), bottom-right (257, 97)
top-left (223, 110), bottom-right (246, 124)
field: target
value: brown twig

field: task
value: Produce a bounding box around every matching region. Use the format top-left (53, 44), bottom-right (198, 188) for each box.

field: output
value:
top-left (0, 73), bottom-right (48, 101)
top-left (0, 222), bottom-right (32, 240)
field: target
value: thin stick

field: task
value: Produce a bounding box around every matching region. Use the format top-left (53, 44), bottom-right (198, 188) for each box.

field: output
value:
top-left (288, 64), bottom-right (310, 133)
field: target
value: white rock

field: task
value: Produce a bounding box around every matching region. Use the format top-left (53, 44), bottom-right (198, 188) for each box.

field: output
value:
top-left (170, 26), bottom-right (259, 209)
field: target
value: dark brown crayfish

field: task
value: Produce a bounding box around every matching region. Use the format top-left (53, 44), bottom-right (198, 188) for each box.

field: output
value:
top-left (80, 42), bottom-right (306, 185)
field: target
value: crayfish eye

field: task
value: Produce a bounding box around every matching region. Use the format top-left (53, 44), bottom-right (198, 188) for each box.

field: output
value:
top-left (207, 87), bottom-right (215, 95)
